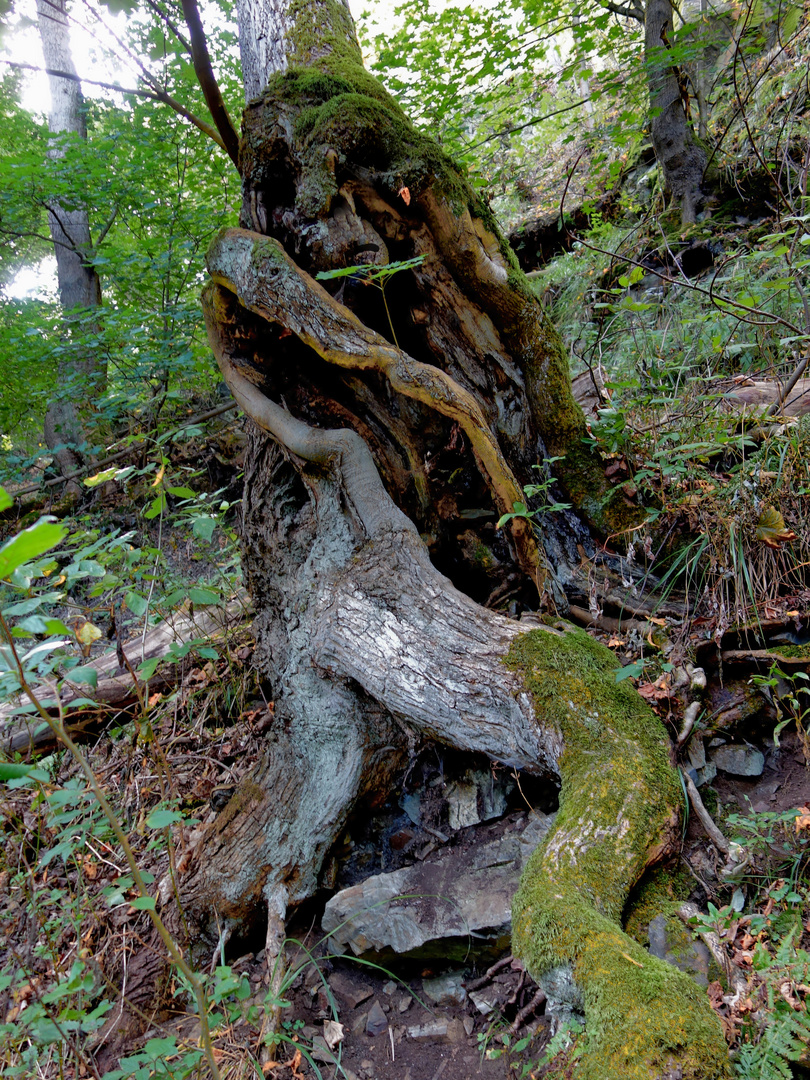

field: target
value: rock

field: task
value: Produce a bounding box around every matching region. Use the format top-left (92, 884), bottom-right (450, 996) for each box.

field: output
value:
top-left (328, 970), bottom-right (374, 1009)
top-left (366, 999), bottom-right (388, 1037)
top-left (537, 965), bottom-right (584, 1015)
top-left (469, 988), bottom-right (500, 1015)
top-left (709, 743), bottom-right (765, 777)
top-left (463, 1016), bottom-right (475, 1036)
top-left (322, 811), bottom-right (555, 960)
top-left (446, 768), bottom-right (513, 830)
top-left (382, 980), bottom-right (397, 995)
top-left (409, 1019), bottom-right (447, 1040)
top-left (648, 914), bottom-right (712, 986)
top-left (398, 995), bottom-right (412, 1013)
top-left (407, 1019), bottom-right (458, 1042)
top-left (422, 972), bottom-right (467, 1006)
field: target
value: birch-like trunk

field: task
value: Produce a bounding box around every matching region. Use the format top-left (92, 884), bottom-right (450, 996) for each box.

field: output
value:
top-left (36, 0), bottom-right (104, 478)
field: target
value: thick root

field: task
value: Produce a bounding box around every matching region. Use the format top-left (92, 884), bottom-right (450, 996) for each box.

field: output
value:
top-left (509, 628), bottom-right (731, 1079)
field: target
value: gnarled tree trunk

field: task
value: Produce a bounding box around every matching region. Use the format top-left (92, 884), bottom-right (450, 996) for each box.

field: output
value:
top-left (167, 2), bottom-right (730, 1077)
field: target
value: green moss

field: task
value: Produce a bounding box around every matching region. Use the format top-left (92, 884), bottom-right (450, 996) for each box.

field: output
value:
top-left (508, 628), bottom-right (731, 1079)
top-left (624, 866), bottom-right (691, 944)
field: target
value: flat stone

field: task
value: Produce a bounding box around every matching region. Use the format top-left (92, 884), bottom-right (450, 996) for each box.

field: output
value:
top-left (709, 743), bottom-right (765, 777)
top-left (469, 988), bottom-right (500, 1015)
top-left (408, 1020), bottom-right (448, 1041)
top-left (422, 972), bottom-right (467, 1006)
top-left (328, 971), bottom-right (374, 1009)
top-left (398, 995), bottom-right (412, 1013)
top-left (366, 999), bottom-right (388, 1037)
top-left (322, 811), bottom-right (555, 961)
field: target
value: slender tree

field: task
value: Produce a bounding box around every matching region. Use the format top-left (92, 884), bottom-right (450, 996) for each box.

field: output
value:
top-left (36, 0), bottom-right (105, 481)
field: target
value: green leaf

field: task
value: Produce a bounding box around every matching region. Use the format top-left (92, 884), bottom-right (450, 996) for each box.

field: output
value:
top-left (137, 656), bottom-right (162, 680)
top-left (188, 587), bottom-right (219, 605)
top-left (0, 487), bottom-right (11, 512)
top-left (70, 666), bottom-right (98, 689)
top-left (146, 808), bottom-right (184, 829)
top-left (125, 591), bottom-right (148, 617)
top-left (0, 762), bottom-right (48, 782)
top-left (130, 895), bottom-right (156, 911)
top-left (166, 485), bottom-right (196, 498)
top-left (615, 660), bottom-right (645, 683)
top-left (0, 519), bottom-right (67, 580)
top-left (144, 493), bottom-right (167, 520)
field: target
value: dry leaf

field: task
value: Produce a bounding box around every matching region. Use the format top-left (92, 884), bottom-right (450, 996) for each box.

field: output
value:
top-left (756, 506), bottom-right (797, 548)
top-left (323, 1019), bottom-right (345, 1049)
top-left (398, 186), bottom-right (411, 206)
top-left (75, 620), bottom-right (102, 651)
top-left (607, 637), bottom-right (625, 648)
top-left (794, 806), bottom-right (810, 832)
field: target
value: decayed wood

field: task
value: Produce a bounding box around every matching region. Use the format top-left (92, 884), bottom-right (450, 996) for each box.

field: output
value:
top-left (0, 593), bottom-right (250, 753)
top-left (205, 231), bottom-right (541, 581)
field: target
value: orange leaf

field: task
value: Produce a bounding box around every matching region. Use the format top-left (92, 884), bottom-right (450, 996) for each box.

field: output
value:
top-left (794, 806), bottom-right (810, 832)
top-left (398, 186), bottom-right (411, 206)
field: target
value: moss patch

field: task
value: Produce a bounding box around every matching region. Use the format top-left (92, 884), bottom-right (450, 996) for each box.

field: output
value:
top-left (508, 628), bottom-right (731, 1079)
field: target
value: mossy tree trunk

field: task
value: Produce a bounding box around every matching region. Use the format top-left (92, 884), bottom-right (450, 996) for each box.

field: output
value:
top-left (168, 2), bottom-right (731, 1077)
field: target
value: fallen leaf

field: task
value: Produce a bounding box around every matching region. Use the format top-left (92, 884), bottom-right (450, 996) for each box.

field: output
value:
top-left (607, 637), bottom-right (625, 648)
top-left (398, 186), bottom-right (411, 206)
top-left (794, 806), bottom-right (810, 832)
top-left (756, 506), bottom-right (797, 548)
top-left (323, 1020), bottom-right (345, 1049)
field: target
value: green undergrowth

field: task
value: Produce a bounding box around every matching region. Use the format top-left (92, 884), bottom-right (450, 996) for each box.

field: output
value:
top-left (508, 627), bottom-right (730, 1079)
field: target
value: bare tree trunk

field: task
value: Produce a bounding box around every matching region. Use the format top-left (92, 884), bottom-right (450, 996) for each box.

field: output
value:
top-left (645, 0), bottom-right (709, 223)
top-left (36, 0), bottom-right (105, 480)
top-left (165, 1), bottom-right (731, 1076)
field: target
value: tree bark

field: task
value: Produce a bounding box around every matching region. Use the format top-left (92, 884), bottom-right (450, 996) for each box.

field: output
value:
top-left (167, 1), bottom-right (731, 1076)
top-left (36, 0), bottom-right (105, 479)
top-left (645, 0), bottom-right (709, 223)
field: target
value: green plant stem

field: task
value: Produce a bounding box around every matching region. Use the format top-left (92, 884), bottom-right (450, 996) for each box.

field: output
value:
top-left (0, 615), bottom-right (222, 1080)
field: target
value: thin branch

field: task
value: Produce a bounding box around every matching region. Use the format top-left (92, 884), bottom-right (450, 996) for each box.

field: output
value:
top-left (180, 0), bottom-right (240, 168)
top-left (93, 205), bottom-right (118, 251)
top-left (463, 99), bottom-right (587, 153)
top-left (1, 60), bottom-right (227, 151)
top-left (601, 0), bottom-right (645, 22)
top-left (0, 224), bottom-right (76, 254)
top-left (143, 0), bottom-right (191, 52)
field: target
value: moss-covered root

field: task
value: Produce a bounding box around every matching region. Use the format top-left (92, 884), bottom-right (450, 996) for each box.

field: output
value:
top-left (508, 628), bottom-right (731, 1080)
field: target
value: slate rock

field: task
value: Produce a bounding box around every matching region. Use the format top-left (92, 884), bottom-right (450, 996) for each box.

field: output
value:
top-left (366, 999), bottom-right (388, 1037)
top-left (328, 970), bottom-right (374, 1009)
top-left (321, 811), bottom-right (555, 961)
top-left (709, 743), bottom-right (765, 777)
top-left (422, 972), bottom-right (467, 1006)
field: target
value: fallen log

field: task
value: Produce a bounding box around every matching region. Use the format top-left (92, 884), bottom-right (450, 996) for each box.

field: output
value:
top-left (0, 592), bottom-right (250, 754)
